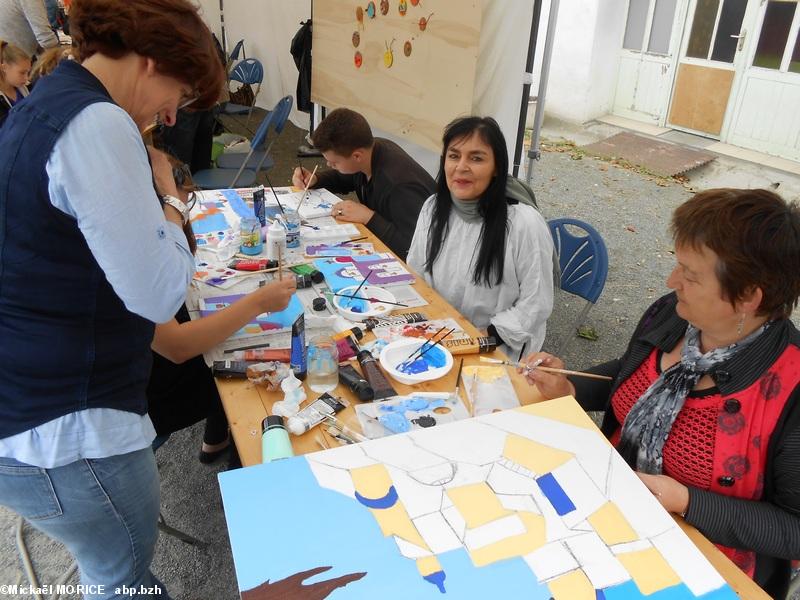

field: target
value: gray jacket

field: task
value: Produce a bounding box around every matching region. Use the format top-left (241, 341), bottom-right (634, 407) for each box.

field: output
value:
top-left (0, 0), bottom-right (58, 56)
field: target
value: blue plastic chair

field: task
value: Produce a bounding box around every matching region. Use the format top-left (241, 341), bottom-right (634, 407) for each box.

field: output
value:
top-left (216, 96), bottom-right (293, 172)
top-left (193, 97), bottom-right (293, 190)
top-left (548, 218), bottom-right (609, 353)
top-left (224, 58), bottom-right (264, 120)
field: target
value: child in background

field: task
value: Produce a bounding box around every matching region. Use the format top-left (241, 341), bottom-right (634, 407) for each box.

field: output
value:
top-left (0, 40), bottom-right (31, 127)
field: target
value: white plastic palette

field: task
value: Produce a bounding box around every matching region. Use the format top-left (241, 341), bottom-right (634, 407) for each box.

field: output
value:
top-left (301, 223), bottom-right (360, 242)
top-left (332, 284), bottom-right (397, 321)
top-left (379, 337), bottom-right (454, 385)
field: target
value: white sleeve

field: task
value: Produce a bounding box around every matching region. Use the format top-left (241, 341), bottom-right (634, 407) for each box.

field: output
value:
top-left (405, 194), bottom-right (435, 277)
top-left (46, 102), bottom-right (194, 323)
top-left (491, 208), bottom-right (555, 353)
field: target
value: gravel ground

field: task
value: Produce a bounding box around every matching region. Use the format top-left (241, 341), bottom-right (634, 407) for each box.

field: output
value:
top-left (1, 114), bottom-right (797, 600)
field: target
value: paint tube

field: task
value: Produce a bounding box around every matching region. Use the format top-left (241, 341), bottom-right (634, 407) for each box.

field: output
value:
top-left (356, 349), bottom-right (396, 400)
top-left (233, 348), bottom-right (291, 362)
top-left (441, 336), bottom-right (497, 355)
top-left (286, 393), bottom-right (348, 435)
top-left (290, 313), bottom-right (307, 380)
top-left (363, 312), bottom-right (428, 331)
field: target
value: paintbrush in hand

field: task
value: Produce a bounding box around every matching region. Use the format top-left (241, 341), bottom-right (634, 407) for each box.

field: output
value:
top-left (479, 356), bottom-right (612, 381)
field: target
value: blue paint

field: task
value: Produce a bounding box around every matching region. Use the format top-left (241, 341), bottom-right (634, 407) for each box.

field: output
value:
top-left (340, 296), bottom-right (368, 313)
top-left (381, 398), bottom-right (447, 413)
top-left (398, 345), bottom-right (447, 375)
top-left (354, 485), bottom-right (399, 510)
top-left (604, 580), bottom-right (738, 600)
top-left (192, 212), bottom-right (230, 234)
top-left (196, 238), bottom-right (207, 246)
top-left (536, 473), bottom-right (576, 515)
top-left (220, 189), bottom-right (255, 219)
top-left (378, 412), bottom-right (411, 433)
top-left (423, 571), bottom-right (446, 594)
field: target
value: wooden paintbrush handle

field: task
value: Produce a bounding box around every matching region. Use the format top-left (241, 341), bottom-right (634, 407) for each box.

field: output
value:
top-left (536, 366), bottom-right (613, 381)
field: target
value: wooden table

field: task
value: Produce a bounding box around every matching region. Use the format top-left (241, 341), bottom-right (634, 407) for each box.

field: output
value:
top-left (215, 222), bottom-right (542, 466)
top-left (211, 223), bottom-right (769, 600)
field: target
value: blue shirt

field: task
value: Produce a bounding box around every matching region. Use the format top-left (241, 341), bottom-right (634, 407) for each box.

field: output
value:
top-left (0, 102), bottom-right (194, 468)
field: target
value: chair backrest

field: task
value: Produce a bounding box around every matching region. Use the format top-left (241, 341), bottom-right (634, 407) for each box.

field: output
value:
top-left (548, 218), bottom-right (609, 304)
top-left (230, 58), bottom-right (264, 85)
top-left (248, 107), bottom-right (277, 151)
top-left (229, 39), bottom-right (245, 63)
top-left (271, 95), bottom-right (293, 135)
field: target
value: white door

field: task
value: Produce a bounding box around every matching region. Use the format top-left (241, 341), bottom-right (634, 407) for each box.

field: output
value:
top-left (667, 0), bottom-right (756, 137)
top-left (725, 1), bottom-right (800, 160)
top-left (613, 0), bottom-right (685, 123)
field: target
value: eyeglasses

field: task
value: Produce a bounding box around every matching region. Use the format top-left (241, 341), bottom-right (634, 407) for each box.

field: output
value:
top-left (178, 92), bottom-right (198, 110)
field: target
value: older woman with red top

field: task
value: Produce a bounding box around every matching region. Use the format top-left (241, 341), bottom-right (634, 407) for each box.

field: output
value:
top-left (523, 188), bottom-right (800, 598)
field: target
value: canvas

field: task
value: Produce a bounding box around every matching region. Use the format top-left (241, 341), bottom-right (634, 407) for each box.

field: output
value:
top-left (218, 397), bottom-right (738, 600)
top-left (199, 293), bottom-right (304, 338)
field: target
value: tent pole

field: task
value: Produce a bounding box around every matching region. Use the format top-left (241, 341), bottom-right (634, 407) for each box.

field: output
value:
top-left (219, 0), bottom-right (227, 56)
top-left (526, 0), bottom-right (560, 186)
top-left (512, 0), bottom-right (543, 178)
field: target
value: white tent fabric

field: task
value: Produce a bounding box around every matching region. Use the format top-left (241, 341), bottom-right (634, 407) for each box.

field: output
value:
top-left (196, 0), bottom-right (535, 176)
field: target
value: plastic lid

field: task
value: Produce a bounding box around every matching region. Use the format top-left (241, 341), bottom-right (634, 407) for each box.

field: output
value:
top-left (312, 297), bottom-right (327, 311)
top-left (310, 270), bottom-right (325, 284)
top-left (351, 326), bottom-right (364, 341)
top-left (262, 415), bottom-right (285, 431)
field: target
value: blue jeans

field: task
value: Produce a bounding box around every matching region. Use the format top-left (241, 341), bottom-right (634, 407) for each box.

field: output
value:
top-left (0, 449), bottom-right (171, 600)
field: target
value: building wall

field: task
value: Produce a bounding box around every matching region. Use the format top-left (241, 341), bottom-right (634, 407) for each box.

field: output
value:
top-left (542, 0), bottom-right (627, 124)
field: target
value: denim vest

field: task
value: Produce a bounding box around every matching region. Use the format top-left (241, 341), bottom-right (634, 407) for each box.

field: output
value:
top-left (0, 61), bottom-right (154, 438)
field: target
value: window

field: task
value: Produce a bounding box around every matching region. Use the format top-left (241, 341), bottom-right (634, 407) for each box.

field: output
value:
top-left (752, 1), bottom-right (798, 70)
top-left (686, 0), bottom-right (748, 63)
top-left (623, 0), bottom-right (650, 51)
top-left (648, 0), bottom-right (678, 54)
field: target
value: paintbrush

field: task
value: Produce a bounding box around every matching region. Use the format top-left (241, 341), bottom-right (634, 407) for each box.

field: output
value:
top-left (323, 414), bottom-right (367, 444)
top-left (336, 236), bottom-right (369, 246)
top-left (263, 172), bottom-right (285, 214)
top-left (277, 246), bottom-right (283, 281)
top-left (399, 328), bottom-right (455, 371)
top-left (479, 356), bottom-right (612, 381)
top-left (333, 292), bottom-right (408, 307)
top-left (298, 165), bottom-right (318, 210)
top-left (397, 326), bottom-right (447, 365)
top-left (451, 358), bottom-right (464, 405)
top-left (349, 270), bottom-right (372, 298)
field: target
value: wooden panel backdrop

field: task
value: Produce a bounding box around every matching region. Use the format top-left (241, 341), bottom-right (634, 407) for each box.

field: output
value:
top-left (311, 0), bottom-right (481, 152)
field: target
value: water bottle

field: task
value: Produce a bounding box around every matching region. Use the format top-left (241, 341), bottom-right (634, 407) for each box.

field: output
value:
top-left (284, 208), bottom-right (301, 248)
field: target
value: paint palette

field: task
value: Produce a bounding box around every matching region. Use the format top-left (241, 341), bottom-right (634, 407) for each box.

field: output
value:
top-left (355, 392), bottom-right (470, 439)
top-left (301, 223), bottom-right (361, 242)
top-left (332, 284), bottom-right (397, 321)
top-left (461, 365), bottom-right (520, 416)
top-left (379, 337), bottom-right (454, 385)
top-left (194, 261), bottom-right (239, 288)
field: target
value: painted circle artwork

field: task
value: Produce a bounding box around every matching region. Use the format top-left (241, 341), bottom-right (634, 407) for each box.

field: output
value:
top-left (419, 13), bottom-right (433, 31)
top-left (366, 1), bottom-right (376, 18)
top-left (354, 51), bottom-right (363, 68)
top-left (356, 6), bottom-right (363, 22)
top-left (410, 0), bottom-right (420, 5)
top-left (352, 31), bottom-right (360, 47)
top-left (380, 0), bottom-right (389, 15)
top-left (398, 0), bottom-right (407, 16)
top-left (403, 40), bottom-right (412, 57)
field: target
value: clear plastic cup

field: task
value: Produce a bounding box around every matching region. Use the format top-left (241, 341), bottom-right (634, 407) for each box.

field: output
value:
top-left (307, 335), bottom-right (339, 393)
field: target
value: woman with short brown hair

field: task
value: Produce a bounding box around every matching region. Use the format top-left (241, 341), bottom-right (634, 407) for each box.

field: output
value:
top-left (0, 1), bottom-right (224, 599)
top-left (523, 188), bottom-right (800, 597)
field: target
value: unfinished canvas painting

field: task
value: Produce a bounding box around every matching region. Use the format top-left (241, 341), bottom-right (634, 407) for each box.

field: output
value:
top-left (218, 397), bottom-right (737, 600)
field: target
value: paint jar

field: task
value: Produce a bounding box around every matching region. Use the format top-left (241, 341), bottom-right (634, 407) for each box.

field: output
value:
top-left (283, 208), bottom-right (301, 248)
top-left (240, 217), bottom-right (263, 255)
top-left (307, 335), bottom-right (339, 393)
top-left (261, 416), bottom-right (294, 462)
top-left (265, 220), bottom-right (286, 261)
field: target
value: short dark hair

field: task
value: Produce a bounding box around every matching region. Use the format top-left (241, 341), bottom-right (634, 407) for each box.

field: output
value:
top-left (311, 108), bottom-right (374, 155)
top-left (671, 188), bottom-right (800, 319)
top-left (426, 116), bottom-right (509, 286)
top-left (70, 0), bottom-right (225, 110)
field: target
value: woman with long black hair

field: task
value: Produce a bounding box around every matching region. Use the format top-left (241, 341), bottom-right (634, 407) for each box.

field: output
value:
top-left (406, 116), bottom-right (554, 357)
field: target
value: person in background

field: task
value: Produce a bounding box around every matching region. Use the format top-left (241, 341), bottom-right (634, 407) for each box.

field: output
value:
top-left (0, 0), bottom-right (224, 598)
top-left (406, 116), bottom-right (554, 359)
top-left (0, 0), bottom-right (59, 56)
top-left (147, 160), bottom-right (297, 463)
top-left (0, 39), bottom-right (30, 126)
top-left (523, 188), bottom-right (800, 598)
top-left (292, 108), bottom-right (435, 260)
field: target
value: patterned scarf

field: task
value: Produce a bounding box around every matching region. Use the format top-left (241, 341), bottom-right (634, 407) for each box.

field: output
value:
top-left (618, 322), bottom-right (768, 474)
